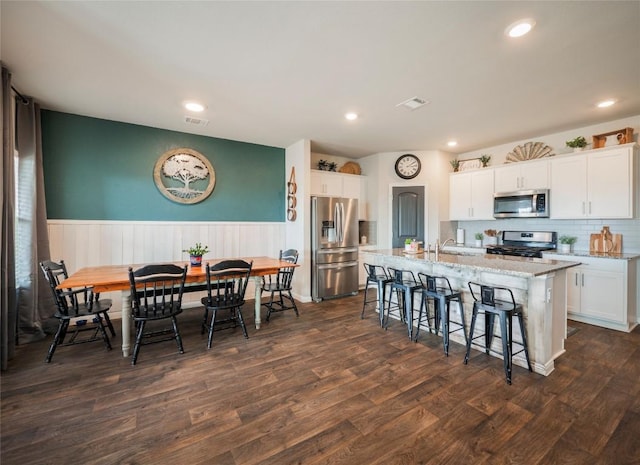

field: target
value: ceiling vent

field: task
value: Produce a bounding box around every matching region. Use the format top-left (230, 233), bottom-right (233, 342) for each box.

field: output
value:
top-left (184, 115), bottom-right (209, 127)
top-left (396, 97), bottom-right (429, 111)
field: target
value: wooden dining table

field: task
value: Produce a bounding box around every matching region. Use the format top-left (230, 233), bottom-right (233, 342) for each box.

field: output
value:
top-left (57, 256), bottom-right (298, 357)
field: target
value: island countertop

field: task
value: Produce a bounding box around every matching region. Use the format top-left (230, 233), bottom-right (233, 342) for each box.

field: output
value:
top-left (365, 248), bottom-right (580, 277)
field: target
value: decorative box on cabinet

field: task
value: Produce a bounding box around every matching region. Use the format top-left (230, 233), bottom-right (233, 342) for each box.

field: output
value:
top-left (546, 253), bottom-right (638, 332)
top-left (449, 169), bottom-right (495, 220)
top-left (550, 144), bottom-right (637, 219)
top-left (310, 170), bottom-right (362, 199)
top-left (494, 159), bottom-right (549, 193)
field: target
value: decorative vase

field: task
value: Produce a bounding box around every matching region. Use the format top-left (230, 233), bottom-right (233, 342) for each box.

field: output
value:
top-left (573, 147), bottom-right (584, 153)
top-left (190, 254), bottom-right (203, 266)
top-left (558, 244), bottom-right (571, 254)
top-left (475, 239), bottom-right (482, 247)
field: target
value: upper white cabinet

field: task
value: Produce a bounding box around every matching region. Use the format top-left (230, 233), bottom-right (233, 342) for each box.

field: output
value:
top-left (550, 144), bottom-right (637, 219)
top-left (449, 169), bottom-right (495, 220)
top-left (310, 170), bottom-right (363, 200)
top-left (494, 159), bottom-right (549, 193)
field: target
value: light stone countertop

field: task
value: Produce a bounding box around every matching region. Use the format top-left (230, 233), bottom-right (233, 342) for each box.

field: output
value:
top-left (544, 250), bottom-right (640, 261)
top-left (363, 248), bottom-right (581, 277)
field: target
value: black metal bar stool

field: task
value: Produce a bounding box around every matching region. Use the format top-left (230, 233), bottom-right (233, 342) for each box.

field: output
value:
top-left (386, 268), bottom-right (422, 339)
top-left (415, 273), bottom-right (467, 356)
top-left (361, 263), bottom-right (393, 327)
top-left (464, 282), bottom-right (532, 384)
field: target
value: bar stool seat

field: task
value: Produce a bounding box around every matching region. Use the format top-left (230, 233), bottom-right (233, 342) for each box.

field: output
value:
top-left (415, 273), bottom-right (467, 356)
top-left (386, 268), bottom-right (422, 339)
top-left (464, 282), bottom-right (532, 384)
top-left (361, 264), bottom-right (393, 327)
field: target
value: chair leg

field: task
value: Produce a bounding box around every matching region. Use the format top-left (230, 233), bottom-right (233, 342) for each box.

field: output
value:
top-left (500, 312), bottom-right (511, 384)
top-left (237, 307), bottom-right (249, 339)
top-left (172, 316), bottom-right (184, 354)
top-left (207, 309), bottom-right (217, 349)
top-left (287, 290), bottom-right (299, 317)
top-left (131, 320), bottom-right (146, 365)
top-left (485, 313), bottom-right (496, 355)
top-left (440, 297), bottom-right (450, 356)
top-left (464, 305), bottom-right (478, 365)
top-left (266, 290), bottom-right (276, 321)
top-left (103, 312), bottom-right (116, 337)
top-left (517, 312), bottom-right (533, 372)
top-left (201, 307), bottom-right (209, 335)
top-left (45, 320), bottom-right (69, 363)
top-left (95, 314), bottom-right (112, 351)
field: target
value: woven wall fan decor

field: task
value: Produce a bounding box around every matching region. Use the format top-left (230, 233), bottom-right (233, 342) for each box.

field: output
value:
top-left (506, 142), bottom-right (555, 163)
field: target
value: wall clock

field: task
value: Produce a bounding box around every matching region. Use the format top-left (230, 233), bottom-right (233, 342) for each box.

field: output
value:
top-left (394, 154), bottom-right (421, 179)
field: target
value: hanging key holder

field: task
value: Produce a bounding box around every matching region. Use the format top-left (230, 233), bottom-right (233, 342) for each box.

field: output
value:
top-left (287, 167), bottom-right (297, 221)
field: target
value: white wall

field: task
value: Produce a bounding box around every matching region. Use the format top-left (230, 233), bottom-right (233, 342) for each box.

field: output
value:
top-left (48, 220), bottom-right (286, 316)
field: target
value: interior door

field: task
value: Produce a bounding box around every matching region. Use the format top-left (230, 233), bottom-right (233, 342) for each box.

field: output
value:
top-left (392, 186), bottom-right (424, 248)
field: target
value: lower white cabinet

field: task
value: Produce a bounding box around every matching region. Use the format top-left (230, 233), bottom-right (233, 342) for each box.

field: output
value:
top-left (548, 254), bottom-right (638, 332)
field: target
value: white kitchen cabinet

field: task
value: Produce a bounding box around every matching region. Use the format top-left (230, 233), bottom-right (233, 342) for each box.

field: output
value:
top-left (310, 170), bottom-right (362, 199)
top-left (548, 254), bottom-right (637, 332)
top-left (449, 169), bottom-right (495, 220)
top-left (550, 144), bottom-right (636, 219)
top-left (494, 159), bottom-right (549, 193)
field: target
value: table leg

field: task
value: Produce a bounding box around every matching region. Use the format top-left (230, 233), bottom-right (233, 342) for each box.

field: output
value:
top-left (121, 290), bottom-right (132, 357)
top-left (253, 276), bottom-right (262, 329)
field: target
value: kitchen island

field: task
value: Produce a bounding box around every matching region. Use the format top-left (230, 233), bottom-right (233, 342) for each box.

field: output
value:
top-left (361, 249), bottom-right (580, 376)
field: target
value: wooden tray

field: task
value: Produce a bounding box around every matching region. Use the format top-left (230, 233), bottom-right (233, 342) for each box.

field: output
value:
top-left (589, 233), bottom-right (622, 254)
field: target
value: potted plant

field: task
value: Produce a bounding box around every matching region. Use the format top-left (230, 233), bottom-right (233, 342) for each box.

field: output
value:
top-left (558, 236), bottom-right (577, 253)
top-left (183, 242), bottom-right (209, 266)
top-left (450, 159), bottom-right (460, 172)
top-left (480, 154), bottom-right (491, 167)
top-left (474, 232), bottom-right (483, 247)
top-left (566, 136), bottom-right (587, 152)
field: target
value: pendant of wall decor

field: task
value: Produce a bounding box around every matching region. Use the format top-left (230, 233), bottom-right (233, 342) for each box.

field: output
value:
top-left (506, 141), bottom-right (554, 163)
top-left (154, 148), bottom-right (216, 204)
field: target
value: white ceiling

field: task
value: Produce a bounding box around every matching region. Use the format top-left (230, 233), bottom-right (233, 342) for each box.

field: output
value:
top-left (2, 1), bottom-right (639, 158)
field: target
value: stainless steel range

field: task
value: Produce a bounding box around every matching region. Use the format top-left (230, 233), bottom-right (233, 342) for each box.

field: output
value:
top-left (486, 231), bottom-right (557, 258)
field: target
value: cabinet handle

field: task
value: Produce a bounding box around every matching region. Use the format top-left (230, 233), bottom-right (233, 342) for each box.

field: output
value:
top-left (575, 274), bottom-right (578, 286)
top-left (581, 273), bottom-right (584, 287)
top-left (588, 201), bottom-right (592, 214)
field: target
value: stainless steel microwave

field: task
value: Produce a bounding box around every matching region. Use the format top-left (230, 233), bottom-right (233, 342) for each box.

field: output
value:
top-left (493, 189), bottom-right (549, 218)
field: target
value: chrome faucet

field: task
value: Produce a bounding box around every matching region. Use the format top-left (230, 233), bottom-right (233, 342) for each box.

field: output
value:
top-left (440, 238), bottom-right (456, 249)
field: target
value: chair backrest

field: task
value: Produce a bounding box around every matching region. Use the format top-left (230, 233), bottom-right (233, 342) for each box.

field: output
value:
top-left (418, 273), bottom-right (453, 294)
top-left (204, 260), bottom-right (253, 308)
top-left (363, 263), bottom-right (389, 281)
top-left (388, 267), bottom-right (418, 286)
top-left (128, 264), bottom-right (187, 319)
top-left (40, 259), bottom-right (83, 316)
top-left (280, 249), bottom-right (299, 264)
top-left (468, 281), bottom-right (517, 310)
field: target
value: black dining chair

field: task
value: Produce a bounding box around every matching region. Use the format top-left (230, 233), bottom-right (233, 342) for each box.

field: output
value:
top-left (128, 264), bottom-right (188, 365)
top-left (40, 259), bottom-right (114, 363)
top-left (201, 259), bottom-right (253, 348)
top-left (261, 249), bottom-right (299, 321)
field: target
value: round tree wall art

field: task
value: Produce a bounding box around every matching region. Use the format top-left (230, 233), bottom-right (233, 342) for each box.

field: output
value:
top-left (154, 148), bottom-right (216, 204)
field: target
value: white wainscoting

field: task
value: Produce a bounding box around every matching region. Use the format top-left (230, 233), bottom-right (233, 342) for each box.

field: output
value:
top-left (47, 220), bottom-right (287, 316)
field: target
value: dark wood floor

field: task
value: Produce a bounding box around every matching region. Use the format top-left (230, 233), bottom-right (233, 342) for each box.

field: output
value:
top-left (2, 293), bottom-right (639, 465)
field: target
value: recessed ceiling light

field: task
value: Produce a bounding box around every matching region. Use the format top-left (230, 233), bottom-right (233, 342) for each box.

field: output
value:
top-left (596, 99), bottom-right (616, 108)
top-left (184, 101), bottom-right (205, 112)
top-left (447, 141), bottom-right (458, 147)
top-left (505, 18), bottom-right (536, 38)
top-left (345, 112), bottom-right (358, 121)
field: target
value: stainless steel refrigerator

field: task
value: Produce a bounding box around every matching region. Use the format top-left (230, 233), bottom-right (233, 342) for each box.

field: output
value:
top-left (311, 196), bottom-right (359, 302)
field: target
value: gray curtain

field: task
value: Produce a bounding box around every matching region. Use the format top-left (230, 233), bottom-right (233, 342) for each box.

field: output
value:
top-left (15, 91), bottom-right (54, 343)
top-left (1, 62), bottom-right (54, 370)
top-left (1, 64), bottom-right (17, 370)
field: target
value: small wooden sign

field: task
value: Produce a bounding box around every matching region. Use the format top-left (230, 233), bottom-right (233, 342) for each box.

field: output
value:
top-left (592, 127), bottom-right (634, 149)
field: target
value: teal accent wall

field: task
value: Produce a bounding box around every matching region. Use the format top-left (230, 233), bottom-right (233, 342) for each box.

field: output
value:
top-left (41, 111), bottom-right (285, 221)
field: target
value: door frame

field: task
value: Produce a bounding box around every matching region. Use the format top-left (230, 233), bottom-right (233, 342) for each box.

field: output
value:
top-left (388, 183), bottom-right (429, 249)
